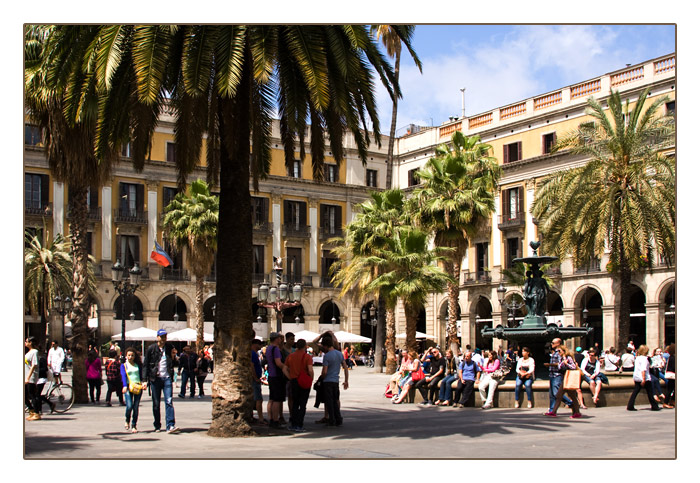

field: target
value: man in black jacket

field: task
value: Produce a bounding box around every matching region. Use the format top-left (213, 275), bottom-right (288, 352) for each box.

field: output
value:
top-left (144, 329), bottom-right (179, 433)
top-left (178, 345), bottom-right (197, 399)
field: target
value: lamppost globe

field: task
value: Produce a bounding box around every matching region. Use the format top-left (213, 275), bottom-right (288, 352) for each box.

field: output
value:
top-left (497, 282), bottom-right (507, 305)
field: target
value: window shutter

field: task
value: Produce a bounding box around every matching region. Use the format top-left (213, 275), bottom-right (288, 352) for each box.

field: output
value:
top-left (517, 142), bottom-right (522, 161)
top-left (136, 184), bottom-right (144, 211)
top-left (503, 144), bottom-right (509, 164)
top-left (119, 183), bottom-right (127, 211)
top-left (518, 187), bottom-right (524, 215)
top-left (542, 135), bottom-right (546, 155)
top-left (501, 190), bottom-right (508, 218)
top-left (263, 197), bottom-right (269, 222)
top-left (40, 174), bottom-right (50, 207)
top-left (89, 186), bottom-right (98, 209)
top-left (300, 202), bottom-right (307, 225)
top-left (283, 201), bottom-right (291, 223)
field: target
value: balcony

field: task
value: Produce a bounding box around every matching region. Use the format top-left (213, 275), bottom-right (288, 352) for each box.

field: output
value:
top-left (67, 206), bottom-right (102, 222)
top-left (114, 208), bottom-right (147, 225)
top-left (253, 220), bottom-right (273, 236)
top-left (498, 212), bottom-right (526, 231)
top-left (25, 201), bottom-right (53, 218)
top-left (282, 223), bottom-right (310, 239)
top-left (575, 258), bottom-right (601, 274)
top-left (462, 269), bottom-right (491, 284)
top-left (319, 226), bottom-right (343, 242)
top-left (160, 267), bottom-right (190, 281)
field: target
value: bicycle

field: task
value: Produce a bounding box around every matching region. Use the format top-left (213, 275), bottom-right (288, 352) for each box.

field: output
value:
top-left (44, 379), bottom-right (75, 413)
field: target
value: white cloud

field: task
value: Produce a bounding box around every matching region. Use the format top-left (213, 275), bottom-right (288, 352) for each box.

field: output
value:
top-left (376, 25), bottom-right (653, 134)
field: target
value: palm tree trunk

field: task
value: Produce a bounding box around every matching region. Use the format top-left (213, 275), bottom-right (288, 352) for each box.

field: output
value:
top-left (207, 73), bottom-right (255, 437)
top-left (194, 276), bottom-right (204, 353)
top-left (385, 306), bottom-right (397, 373)
top-left (68, 186), bottom-right (90, 404)
top-left (617, 248), bottom-right (632, 353)
top-left (404, 301), bottom-right (418, 353)
top-left (447, 260), bottom-right (460, 355)
top-left (374, 294), bottom-right (386, 373)
top-left (384, 50), bottom-right (401, 190)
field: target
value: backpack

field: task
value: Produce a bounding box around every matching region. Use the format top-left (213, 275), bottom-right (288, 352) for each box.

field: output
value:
top-left (38, 353), bottom-right (48, 379)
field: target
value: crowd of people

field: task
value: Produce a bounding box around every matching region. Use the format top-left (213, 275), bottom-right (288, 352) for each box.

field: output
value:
top-left (386, 339), bottom-right (677, 418)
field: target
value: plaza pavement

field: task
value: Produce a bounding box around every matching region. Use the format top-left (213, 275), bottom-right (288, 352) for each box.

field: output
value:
top-left (24, 366), bottom-right (675, 459)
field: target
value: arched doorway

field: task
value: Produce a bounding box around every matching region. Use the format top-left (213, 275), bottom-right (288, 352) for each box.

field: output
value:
top-left (360, 301), bottom-right (378, 342)
top-left (439, 300), bottom-right (462, 345)
top-left (580, 287), bottom-right (603, 349)
top-left (474, 296), bottom-right (492, 350)
top-left (319, 300), bottom-right (341, 331)
top-left (282, 305), bottom-right (305, 331)
top-left (158, 293), bottom-right (188, 322)
top-left (663, 282), bottom-right (675, 344)
top-left (203, 297), bottom-right (216, 322)
top-left (629, 285), bottom-right (646, 348)
top-left (252, 299), bottom-right (269, 339)
top-left (416, 307), bottom-right (426, 334)
top-left (114, 295), bottom-right (144, 321)
top-left (546, 291), bottom-right (564, 319)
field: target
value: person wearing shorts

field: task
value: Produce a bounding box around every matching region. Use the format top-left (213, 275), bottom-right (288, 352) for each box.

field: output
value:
top-left (266, 332), bottom-right (286, 428)
top-left (251, 338), bottom-right (265, 424)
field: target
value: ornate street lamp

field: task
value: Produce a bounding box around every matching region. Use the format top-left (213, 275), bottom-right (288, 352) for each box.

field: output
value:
top-left (497, 281), bottom-right (525, 328)
top-left (112, 259), bottom-right (142, 362)
top-left (256, 258), bottom-right (303, 333)
top-left (53, 294), bottom-right (72, 350)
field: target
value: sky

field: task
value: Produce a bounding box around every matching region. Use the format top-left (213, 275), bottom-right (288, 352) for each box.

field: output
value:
top-left (374, 24), bottom-right (676, 134)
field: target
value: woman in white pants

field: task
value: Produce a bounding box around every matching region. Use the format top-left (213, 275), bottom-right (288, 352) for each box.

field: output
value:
top-left (478, 351), bottom-right (501, 409)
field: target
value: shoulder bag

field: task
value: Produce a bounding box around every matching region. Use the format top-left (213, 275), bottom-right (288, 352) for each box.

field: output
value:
top-left (296, 355), bottom-right (313, 389)
top-left (563, 368), bottom-right (582, 390)
top-left (125, 365), bottom-right (143, 395)
top-left (411, 364), bottom-right (425, 381)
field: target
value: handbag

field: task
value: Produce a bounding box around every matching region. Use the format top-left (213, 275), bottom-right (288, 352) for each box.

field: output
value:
top-left (563, 369), bottom-right (582, 390)
top-left (297, 367), bottom-right (313, 390)
top-left (125, 366), bottom-right (142, 395)
top-left (490, 369), bottom-right (507, 382)
top-left (411, 366), bottom-right (425, 381)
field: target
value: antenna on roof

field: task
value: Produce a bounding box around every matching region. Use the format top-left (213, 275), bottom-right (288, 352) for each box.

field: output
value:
top-left (460, 87), bottom-right (466, 118)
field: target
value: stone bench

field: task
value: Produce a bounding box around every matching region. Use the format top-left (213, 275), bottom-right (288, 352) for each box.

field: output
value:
top-left (403, 372), bottom-right (666, 408)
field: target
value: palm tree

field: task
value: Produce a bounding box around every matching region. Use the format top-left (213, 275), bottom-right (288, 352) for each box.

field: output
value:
top-left (32, 25), bottom-right (410, 436)
top-left (331, 189), bottom-right (411, 373)
top-left (532, 88), bottom-right (675, 352)
top-left (163, 179), bottom-right (219, 353)
top-left (371, 25), bottom-right (422, 189)
top-left (414, 131), bottom-right (500, 355)
top-left (24, 230), bottom-right (73, 347)
top-left (24, 25), bottom-right (118, 403)
top-left (366, 228), bottom-right (453, 352)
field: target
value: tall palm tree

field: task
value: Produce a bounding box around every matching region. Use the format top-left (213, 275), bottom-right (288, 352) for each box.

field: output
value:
top-left (366, 228), bottom-right (453, 352)
top-left (32, 25), bottom-right (410, 436)
top-left (24, 25), bottom-right (118, 403)
top-left (414, 131), bottom-right (500, 355)
top-left (331, 189), bottom-right (411, 373)
top-left (24, 230), bottom-right (73, 346)
top-left (532, 88), bottom-right (675, 352)
top-left (163, 179), bottom-right (219, 353)
top-left (371, 25), bottom-right (422, 190)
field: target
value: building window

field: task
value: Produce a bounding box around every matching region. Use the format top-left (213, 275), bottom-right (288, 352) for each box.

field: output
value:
top-left (321, 204), bottom-right (342, 237)
top-left (253, 244), bottom-right (265, 275)
top-left (166, 142), bottom-right (176, 163)
top-left (163, 186), bottom-right (178, 210)
top-left (542, 133), bottom-right (557, 154)
top-left (666, 101), bottom-right (675, 116)
top-left (24, 124), bottom-right (42, 146)
top-left (284, 200), bottom-right (307, 228)
top-left (119, 182), bottom-right (144, 216)
top-left (321, 249), bottom-right (338, 287)
top-left (408, 168), bottom-right (420, 187)
top-left (252, 197), bottom-right (269, 226)
top-left (505, 237), bottom-right (521, 269)
top-left (25, 173), bottom-right (48, 211)
top-left (121, 142), bottom-right (132, 158)
top-left (366, 169), bottom-right (378, 187)
top-left (324, 164), bottom-right (339, 183)
top-left (286, 247), bottom-right (302, 283)
top-left (503, 141), bottom-right (522, 163)
top-left (116, 235), bottom-right (140, 267)
top-left (86, 231), bottom-right (94, 256)
top-left (476, 242), bottom-right (489, 279)
top-left (288, 160), bottom-right (302, 179)
top-left (502, 187), bottom-right (524, 220)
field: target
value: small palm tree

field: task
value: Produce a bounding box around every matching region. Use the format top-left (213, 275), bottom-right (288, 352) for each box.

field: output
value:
top-left (532, 87), bottom-right (675, 351)
top-left (414, 131), bottom-right (500, 354)
top-left (367, 228), bottom-right (453, 352)
top-left (332, 189), bottom-right (411, 373)
top-left (163, 179), bottom-right (219, 352)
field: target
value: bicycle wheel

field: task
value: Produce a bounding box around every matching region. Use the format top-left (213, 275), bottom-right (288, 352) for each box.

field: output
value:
top-left (48, 383), bottom-right (74, 413)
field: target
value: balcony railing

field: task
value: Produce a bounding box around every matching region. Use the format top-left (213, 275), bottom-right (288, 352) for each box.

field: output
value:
top-left (160, 267), bottom-right (190, 281)
top-left (319, 226), bottom-right (343, 242)
top-left (462, 269), bottom-right (491, 284)
top-left (114, 208), bottom-right (147, 224)
top-left (25, 201), bottom-right (53, 217)
top-left (67, 206), bottom-right (102, 222)
top-left (498, 212), bottom-right (526, 230)
top-left (321, 275), bottom-right (337, 288)
top-left (575, 258), bottom-right (601, 273)
top-left (253, 220), bottom-right (273, 235)
top-left (610, 66), bottom-right (645, 87)
top-left (282, 223), bottom-right (310, 238)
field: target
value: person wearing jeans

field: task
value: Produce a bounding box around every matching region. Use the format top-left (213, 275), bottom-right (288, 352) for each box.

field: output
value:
top-left (417, 348), bottom-right (445, 405)
top-left (514, 347), bottom-right (535, 408)
top-left (121, 347), bottom-right (146, 433)
top-left (436, 350), bottom-right (457, 406)
top-left (144, 329), bottom-right (179, 433)
top-left (544, 338), bottom-right (572, 412)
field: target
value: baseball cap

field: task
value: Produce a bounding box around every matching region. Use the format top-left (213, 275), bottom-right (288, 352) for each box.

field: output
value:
top-left (269, 332), bottom-right (281, 340)
top-left (157, 329), bottom-right (168, 337)
top-left (576, 346), bottom-right (582, 352)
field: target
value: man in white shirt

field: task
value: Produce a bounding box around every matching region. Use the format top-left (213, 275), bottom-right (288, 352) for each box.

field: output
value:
top-left (620, 347), bottom-right (635, 372)
top-left (47, 340), bottom-right (66, 383)
top-left (471, 349), bottom-right (484, 369)
top-left (603, 348), bottom-right (621, 372)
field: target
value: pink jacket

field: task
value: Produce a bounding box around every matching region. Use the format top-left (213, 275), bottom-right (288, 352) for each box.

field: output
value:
top-left (481, 359), bottom-right (501, 374)
top-left (86, 357), bottom-right (102, 380)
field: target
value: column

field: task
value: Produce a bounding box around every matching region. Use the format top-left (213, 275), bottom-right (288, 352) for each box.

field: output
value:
top-left (271, 192), bottom-right (282, 260)
top-left (645, 302), bottom-right (663, 349)
top-left (147, 180), bottom-right (158, 260)
top-left (491, 193), bottom-right (501, 267)
top-left (100, 309), bottom-right (116, 341)
top-left (525, 178), bottom-right (536, 249)
top-left (101, 185), bottom-right (112, 262)
top-left (53, 181), bottom-right (64, 236)
top-left (309, 197), bottom-right (318, 274)
top-left (143, 310), bottom-right (160, 331)
top-left (601, 305), bottom-right (617, 350)
top-left (562, 307), bottom-right (576, 328)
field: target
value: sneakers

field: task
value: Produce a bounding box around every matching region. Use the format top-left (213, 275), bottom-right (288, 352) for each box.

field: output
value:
top-left (527, 401), bottom-right (532, 409)
top-left (627, 408), bottom-right (638, 411)
top-left (154, 428), bottom-right (162, 433)
top-left (514, 402), bottom-right (520, 408)
top-left (167, 426), bottom-right (180, 434)
top-left (26, 412), bottom-right (41, 421)
top-left (177, 394), bottom-right (185, 399)
top-left (131, 427), bottom-right (139, 433)
top-left (543, 411), bottom-right (557, 417)
top-left (289, 426), bottom-right (307, 433)
top-left (197, 395), bottom-right (203, 399)
top-left (481, 404), bottom-right (493, 410)
top-left (570, 413), bottom-right (583, 419)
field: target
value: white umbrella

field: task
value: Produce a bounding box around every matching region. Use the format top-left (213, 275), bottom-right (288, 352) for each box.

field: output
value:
top-left (293, 329), bottom-right (321, 341)
top-left (395, 331), bottom-right (435, 339)
top-left (167, 328), bottom-right (214, 342)
top-left (112, 327), bottom-right (158, 341)
top-left (333, 330), bottom-right (371, 344)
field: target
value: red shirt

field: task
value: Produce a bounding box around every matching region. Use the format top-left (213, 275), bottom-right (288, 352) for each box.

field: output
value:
top-left (285, 350), bottom-right (313, 379)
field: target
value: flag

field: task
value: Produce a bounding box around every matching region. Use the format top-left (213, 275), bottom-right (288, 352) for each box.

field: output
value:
top-left (150, 241), bottom-right (174, 267)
